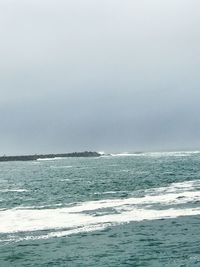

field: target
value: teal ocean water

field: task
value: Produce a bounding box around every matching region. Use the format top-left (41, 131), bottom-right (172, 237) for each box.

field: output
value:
top-left (0, 152), bottom-right (200, 266)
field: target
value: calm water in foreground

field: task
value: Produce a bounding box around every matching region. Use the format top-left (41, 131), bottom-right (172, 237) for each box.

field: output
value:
top-left (0, 152), bottom-right (200, 266)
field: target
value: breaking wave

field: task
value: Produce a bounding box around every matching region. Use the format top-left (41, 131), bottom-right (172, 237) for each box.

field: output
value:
top-left (0, 179), bottom-right (200, 243)
top-left (110, 151), bottom-right (200, 157)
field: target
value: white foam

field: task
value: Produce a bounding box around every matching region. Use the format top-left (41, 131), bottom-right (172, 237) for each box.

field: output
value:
top-left (143, 180), bottom-right (200, 195)
top-left (98, 151), bottom-right (105, 155)
top-left (111, 153), bottom-right (137, 157)
top-left (0, 180), bottom-right (200, 236)
top-left (4, 224), bottom-right (111, 243)
top-left (110, 151), bottom-right (200, 157)
top-left (37, 157), bottom-right (62, 161)
top-left (94, 191), bottom-right (129, 195)
top-left (1, 206), bottom-right (200, 243)
top-left (0, 189), bottom-right (28, 193)
top-left (145, 151), bottom-right (200, 157)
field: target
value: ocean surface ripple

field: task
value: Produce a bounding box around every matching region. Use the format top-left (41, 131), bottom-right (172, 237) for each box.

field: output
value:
top-left (0, 152), bottom-right (200, 266)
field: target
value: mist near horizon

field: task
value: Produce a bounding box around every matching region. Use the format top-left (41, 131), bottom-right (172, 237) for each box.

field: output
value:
top-left (1, 0), bottom-right (200, 155)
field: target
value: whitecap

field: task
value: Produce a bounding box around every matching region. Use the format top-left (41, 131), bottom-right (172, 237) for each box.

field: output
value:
top-left (37, 157), bottom-right (63, 161)
top-left (110, 151), bottom-right (200, 157)
top-left (144, 151), bottom-right (200, 157)
top-left (93, 191), bottom-right (129, 195)
top-left (0, 180), bottom-right (200, 237)
top-left (0, 189), bottom-right (28, 193)
top-left (110, 153), bottom-right (138, 157)
top-left (59, 179), bottom-right (72, 182)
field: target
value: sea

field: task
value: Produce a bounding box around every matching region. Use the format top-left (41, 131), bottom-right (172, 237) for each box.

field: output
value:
top-left (0, 151), bottom-right (200, 266)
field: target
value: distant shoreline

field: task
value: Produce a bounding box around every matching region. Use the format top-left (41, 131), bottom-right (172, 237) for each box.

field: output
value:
top-left (0, 151), bottom-right (101, 162)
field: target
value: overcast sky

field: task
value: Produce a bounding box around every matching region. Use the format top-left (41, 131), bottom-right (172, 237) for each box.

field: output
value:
top-left (0, 0), bottom-right (200, 155)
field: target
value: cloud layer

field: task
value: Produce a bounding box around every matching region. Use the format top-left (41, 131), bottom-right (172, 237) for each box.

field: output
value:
top-left (0, 0), bottom-right (200, 154)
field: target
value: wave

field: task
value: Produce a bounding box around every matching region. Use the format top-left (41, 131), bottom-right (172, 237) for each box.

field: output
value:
top-left (145, 151), bottom-right (200, 157)
top-left (59, 179), bottom-right (72, 182)
top-left (140, 180), bottom-right (200, 195)
top-left (110, 153), bottom-right (137, 157)
top-left (50, 166), bottom-right (73, 169)
top-left (0, 180), bottom-right (200, 243)
top-left (93, 191), bottom-right (129, 195)
top-left (37, 157), bottom-right (63, 161)
top-left (50, 166), bottom-right (96, 170)
top-left (3, 224), bottom-right (112, 243)
top-left (0, 189), bottom-right (28, 193)
top-left (110, 151), bottom-right (200, 157)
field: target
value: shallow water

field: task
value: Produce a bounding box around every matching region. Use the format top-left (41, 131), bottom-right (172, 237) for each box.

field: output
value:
top-left (0, 152), bottom-right (200, 266)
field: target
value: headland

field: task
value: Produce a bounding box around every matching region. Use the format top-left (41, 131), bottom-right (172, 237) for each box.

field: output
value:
top-left (0, 151), bottom-right (101, 162)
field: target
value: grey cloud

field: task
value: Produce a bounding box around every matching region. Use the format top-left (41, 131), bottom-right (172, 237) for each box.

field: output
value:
top-left (0, 0), bottom-right (200, 154)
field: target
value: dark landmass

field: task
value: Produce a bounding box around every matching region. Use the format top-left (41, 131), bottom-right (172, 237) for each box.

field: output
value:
top-left (0, 151), bottom-right (101, 162)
